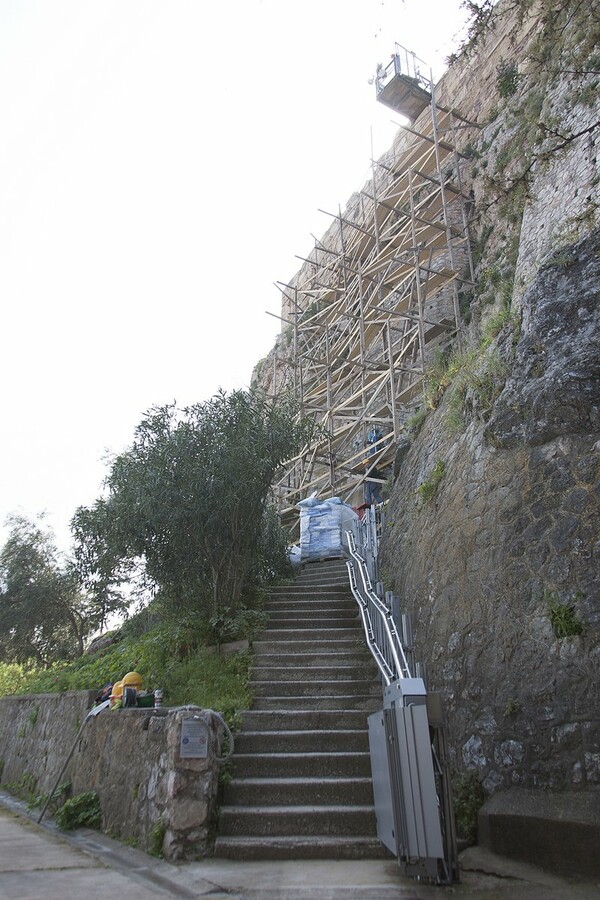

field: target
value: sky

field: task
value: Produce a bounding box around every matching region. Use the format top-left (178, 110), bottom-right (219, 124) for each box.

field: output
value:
top-left (0, 0), bottom-right (468, 552)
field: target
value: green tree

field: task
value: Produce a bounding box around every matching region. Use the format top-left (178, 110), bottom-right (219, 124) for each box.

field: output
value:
top-left (0, 516), bottom-right (93, 666)
top-left (71, 500), bottom-right (135, 631)
top-left (73, 390), bottom-right (314, 622)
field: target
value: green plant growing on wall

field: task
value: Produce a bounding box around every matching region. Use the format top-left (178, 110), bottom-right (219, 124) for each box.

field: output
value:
top-left (5, 772), bottom-right (37, 804)
top-left (481, 303), bottom-right (514, 345)
top-left (546, 591), bottom-right (584, 638)
top-left (504, 698), bottom-right (522, 717)
top-left (496, 59), bottom-right (521, 97)
top-left (425, 349), bottom-right (472, 410)
top-left (27, 705), bottom-right (39, 728)
top-left (445, 348), bottom-right (510, 433)
top-left (148, 818), bottom-right (167, 857)
top-left (416, 460), bottom-right (446, 503)
top-left (405, 407), bottom-right (427, 436)
top-left (54, 791), bottom-right (101, 831)
top-left (29, 781), bottom-right (71, 815)
top-left (545, 249), bottom-right (577, 269)
top-left (452, 771), bottom-right (485, 845)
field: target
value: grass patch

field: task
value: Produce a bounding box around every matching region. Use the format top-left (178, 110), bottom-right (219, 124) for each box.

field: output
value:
top-left (0, 621), bottom-right (253, 729)
top-left (481, 303), bottom-right (513, 344)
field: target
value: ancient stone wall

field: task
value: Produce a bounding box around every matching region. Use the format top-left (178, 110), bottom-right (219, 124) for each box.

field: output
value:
top-left (0, 692), bottom-right (226, 860)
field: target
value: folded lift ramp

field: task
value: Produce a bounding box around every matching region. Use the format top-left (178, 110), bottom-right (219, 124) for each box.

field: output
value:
top-left (368, 679), bottom-right (458, 883)
top-left (346, 523), bottom-right (458, 884)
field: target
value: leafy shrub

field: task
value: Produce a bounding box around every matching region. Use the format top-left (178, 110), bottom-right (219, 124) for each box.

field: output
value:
top-left (55, 791), bottom-right (101, 830)
top-left (0, 662), bottom-right (32, 697)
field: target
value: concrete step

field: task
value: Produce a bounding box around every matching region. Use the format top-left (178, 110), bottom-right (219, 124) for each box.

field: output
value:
top-left (218, 804), bottom-right (377, 838)
top-left (213, 834), bottom-right (389, 860)
top-left (292, 576), bottom-right (350, 588)
top-left (222, 776), bottom-right (374, 806)
top-left (252, 639), bottom-right (365, 654)
top-left (231, 752), bottom-right (372, 778)
top-left (251, 695), bottom-right (381, 711)
top-left (294, 568), bottom-right (348, 580)
top-left (234, 729), bottom-right (370, 754)
top-left (300, 559), bottom-right (348, 571)
top-left (257, 618), bottom-right (361, 631)
top-left (265, 610), bottom-right (358, 625)
top-left (295, 559), bottom-right (348, 571)
top-left (251, 666), bottom-right (376, 683)
top-left (265, 603), bottom-right (357, 617)
top-left (265, 600), bottom-right (360, 618)
top-left (478, 787), bottom-right (600, 880)
top-left (251, 679), bottom-right (381, 698)
top-left (269, 585), bottom-right (350, 596)
top-left (255, 627), bottom-right (363, 641)
top-left (251, 651), bottom-right (371, 667)
top-left (240, 710), bottom-right (371, 731)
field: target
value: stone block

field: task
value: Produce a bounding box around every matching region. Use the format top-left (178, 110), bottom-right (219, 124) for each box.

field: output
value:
top-left (169, 798), bottom-right (208, 831)
top-left (478, 787), bottom-right (600, 878)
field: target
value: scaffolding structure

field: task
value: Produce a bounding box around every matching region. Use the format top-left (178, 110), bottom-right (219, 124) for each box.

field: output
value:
top-left (269, 47), bottom-right (476, 533)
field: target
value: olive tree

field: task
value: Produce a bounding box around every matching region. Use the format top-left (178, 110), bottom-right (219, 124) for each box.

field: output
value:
top-left (73, 390), bottom-right (314, 621)
top-left (0, 515), bottom-right (93, 665)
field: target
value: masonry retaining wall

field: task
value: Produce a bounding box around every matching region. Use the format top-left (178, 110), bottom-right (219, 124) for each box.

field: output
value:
top-left (0, 692), bottom-right (225, 860)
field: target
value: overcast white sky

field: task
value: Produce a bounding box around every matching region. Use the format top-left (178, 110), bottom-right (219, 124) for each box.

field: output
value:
top-left (0, 0), bottom-right (467, 551)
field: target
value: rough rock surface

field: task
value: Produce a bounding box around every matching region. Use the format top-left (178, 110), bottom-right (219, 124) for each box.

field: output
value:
top-left (486, 229), bottom-right (600, 448)
top-left (380, 228), bottom-right (600, 795)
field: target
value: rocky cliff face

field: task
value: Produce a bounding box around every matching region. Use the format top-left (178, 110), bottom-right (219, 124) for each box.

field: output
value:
top-left (380, 226), bottom-right (600, 793)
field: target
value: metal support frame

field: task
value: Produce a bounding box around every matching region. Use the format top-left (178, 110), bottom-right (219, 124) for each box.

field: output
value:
top-left (268, 47), bottom-right (476, 531)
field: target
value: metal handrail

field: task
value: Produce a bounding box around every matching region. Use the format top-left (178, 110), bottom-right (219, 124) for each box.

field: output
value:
top-left (346, 531), bottom-right (411, 686)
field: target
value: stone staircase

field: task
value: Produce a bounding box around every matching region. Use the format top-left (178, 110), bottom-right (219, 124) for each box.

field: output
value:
top-left (214, 558), bottom-right (388, 860)
top-left (215, 560), bottom-right (388, 859)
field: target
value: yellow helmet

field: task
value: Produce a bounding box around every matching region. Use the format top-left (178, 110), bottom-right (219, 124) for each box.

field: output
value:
top-left (111, 680), bottom-right (124, 698)
top-left (122, 671), bottom-right (143, 691)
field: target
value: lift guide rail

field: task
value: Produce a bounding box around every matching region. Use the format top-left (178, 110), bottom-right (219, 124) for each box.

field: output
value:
top-left (345, 526), bottom-right (458, 884)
